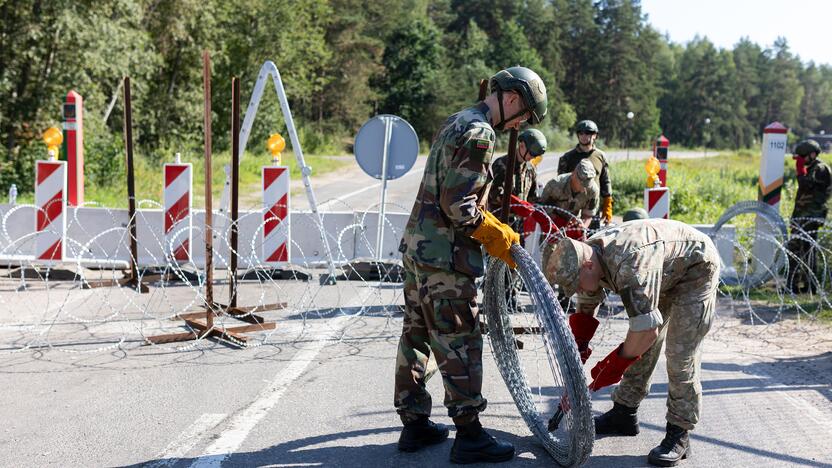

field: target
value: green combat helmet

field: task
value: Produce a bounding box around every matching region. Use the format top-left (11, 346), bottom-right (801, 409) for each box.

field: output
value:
top-left (490, 66), bottom-right (548, 130)
top-left (576, 120), bottom-right (599, 134)
top-left (519, 128), bottom-right (547, 156)
top-left (623, 207), bottom-right (648, 222)
top-left (794, 139), bottom-right (822, 157)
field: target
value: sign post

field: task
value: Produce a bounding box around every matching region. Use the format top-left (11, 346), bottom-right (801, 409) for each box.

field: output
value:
top-left (751, 122), bottom-right (789, 278)
top-left (63, 91), bottom-right (84, 206)
top-left (353, 114), bottom-right (418, 278)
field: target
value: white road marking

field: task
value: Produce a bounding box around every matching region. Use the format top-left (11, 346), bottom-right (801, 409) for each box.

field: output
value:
top-left (317, 162), bottom-right (424, 210)
top-left (188, 314), bottom-right (354, 468)
top-left (147, 413), bottom-right (226, 467)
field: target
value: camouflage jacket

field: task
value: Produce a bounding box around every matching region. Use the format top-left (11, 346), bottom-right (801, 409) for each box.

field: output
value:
top-left (792, 158), bottom-right (832, 219)
top-left (400, 102), bottom-right (495, 277)
top-left (557, 145), bottom-right (612, 199)
top-left (487, 155), bottom-right (538, 214)
top-left (577, 219), bottom-right (720, 332)
top-left (539, 173), bottom-right (599, 220)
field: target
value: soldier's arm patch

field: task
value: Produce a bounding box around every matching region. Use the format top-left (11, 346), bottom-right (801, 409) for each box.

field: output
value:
top-left (469, 138), bottom-right (491, 163)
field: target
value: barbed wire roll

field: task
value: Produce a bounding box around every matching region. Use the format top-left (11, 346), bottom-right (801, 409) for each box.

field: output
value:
top-left (711, 200), bottom-right (788, 288)
top-left (483, 244), bottom-right (593, 467)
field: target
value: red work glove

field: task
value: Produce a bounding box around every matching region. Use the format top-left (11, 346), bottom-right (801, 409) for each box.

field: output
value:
top-left (565, 218), bottom-right (586, 241)
top-left (588, 344), bottom-right (640, 391)
top-left (794, 155), bottom-right (808, 176)
top-left (509, 195), bottom-right (552, 232)
top-left (568, 313), bottom-right (600, 364)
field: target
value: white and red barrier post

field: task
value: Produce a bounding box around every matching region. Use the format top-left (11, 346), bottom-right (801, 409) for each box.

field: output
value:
top-left (752, 122), bottom-right (789, 273)
top-left (645, 186), bottom-right (670, 219)
top-left (655, 134), bottom-right (669, 187)
top-left (34, 160), bottom-right (67, 262)
top-left (645, 136), bottom-right (670, 219)
top-left (163, 154), bottom-right (192, 262)
top-left (758, 122), bottom-right (788, 209)
top-left (262, 166), bottom-right (290, 265)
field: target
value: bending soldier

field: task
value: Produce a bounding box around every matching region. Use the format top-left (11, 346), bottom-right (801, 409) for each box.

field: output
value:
top-left (395, 66), bottom-right (547, 464)
top-left (786, 139), bottom-right (831, 293)
top-left (558, 119), bottom-right (613, 227)
top-left (546, 219), bottom-right (720, 467)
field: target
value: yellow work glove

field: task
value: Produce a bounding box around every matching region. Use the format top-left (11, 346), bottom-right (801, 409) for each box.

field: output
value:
top-left (602, 196), bottom-right (613, 224)
top-left (472, 210), bottom-right (520, 269)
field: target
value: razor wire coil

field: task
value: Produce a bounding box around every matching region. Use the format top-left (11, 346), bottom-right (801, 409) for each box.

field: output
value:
top-left (483, 244), bottom-right (594, 467)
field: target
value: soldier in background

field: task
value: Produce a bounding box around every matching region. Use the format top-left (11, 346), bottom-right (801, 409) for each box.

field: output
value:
top-left (546, 219), bottom-right (720, 466)
top-left (487, 128), bottom-right (548, 218)
top-left (487, 128), bottom-right (547, 314)
top-left (558, 120), bottom-right (613, 227)
top-left (786, 139), bottom-right (831, 293)
top-left (395, 66), bottom-right (547, 464)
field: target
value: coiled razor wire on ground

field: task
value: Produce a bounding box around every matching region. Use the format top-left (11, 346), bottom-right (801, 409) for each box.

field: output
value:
top-left (483, 244), bottom-right (593, 467)
top-left (0, 198), bottom-right (410, 354)
top-left (0, 195), bottom-right (830, 354)
top-left (711, 200), bottom-right (789, 288)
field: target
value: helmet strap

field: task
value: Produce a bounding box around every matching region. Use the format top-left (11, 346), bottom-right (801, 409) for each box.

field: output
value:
top-left (495, 88), bottom-right (506, 131)
top-left (494, 89), bottom-right (528, 132)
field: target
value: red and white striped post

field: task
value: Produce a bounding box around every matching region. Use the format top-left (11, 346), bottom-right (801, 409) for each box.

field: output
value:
top-left (262, 166), bottom-right (290, 265)
top-left (34, 160), bottom-right (67, 262)
top-left (654, 134), bottom-right (669, 187)
top-left (645, 187), bottom-right (670, 219)
top-left (62, 91), bottom-right (84, 206)
top-left (163, 155), bottom-right (192, 262)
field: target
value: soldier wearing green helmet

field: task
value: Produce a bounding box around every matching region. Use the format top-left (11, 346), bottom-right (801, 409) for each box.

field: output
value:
top-left (786, 139), bottom-right (831, 293)
top-left (487, 128), bottom-right (548, 217)
top-left (486, 128), bottom-right (547, 316)
top-left (558, 119), bottom-right (613, 227)
top-left (394, 66), bottom-right (547, 464)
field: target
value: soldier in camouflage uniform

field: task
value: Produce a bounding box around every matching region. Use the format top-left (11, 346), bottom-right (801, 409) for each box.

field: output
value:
top-left (786, 139), bottom-right (831, 293)
top-left (487, 128), bottom-right (548, 217)
top-left (546, 219), bottom-right (720, 467)
top-left (394, 66), bottom-right (547, 464)
top-left (558, 120), bottom-right (613, 227)
top-left (487, 128), bottom-right (547, 315)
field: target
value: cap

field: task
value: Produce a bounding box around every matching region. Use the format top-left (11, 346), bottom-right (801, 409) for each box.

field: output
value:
top-left (574, 159), bottom-right (597, 187)
top-left (545, 237), bottom-right (584, 297)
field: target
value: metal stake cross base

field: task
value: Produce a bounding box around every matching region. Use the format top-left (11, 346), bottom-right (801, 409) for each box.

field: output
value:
top-left (83, 275), bottom-right (149, 294)
top-left (145, 300), bottom-right (283, 347)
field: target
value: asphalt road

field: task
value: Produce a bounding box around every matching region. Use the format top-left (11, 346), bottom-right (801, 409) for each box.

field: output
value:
top-left (3, 148), bottom-right (831, 467)
top-left (1, 279), bottom-right (830, 467)
top-left (294, 149), bottom-right (711, 213)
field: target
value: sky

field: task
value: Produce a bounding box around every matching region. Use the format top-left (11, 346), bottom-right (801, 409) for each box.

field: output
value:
top-left (640, 0), bottom-right (832, 66)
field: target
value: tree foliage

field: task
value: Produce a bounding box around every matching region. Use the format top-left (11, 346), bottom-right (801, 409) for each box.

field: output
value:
top-left (2, 0), bottom-right (832, 194)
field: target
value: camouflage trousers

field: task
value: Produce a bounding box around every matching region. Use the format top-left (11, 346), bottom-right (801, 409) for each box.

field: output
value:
top-left (612, 262), bottom-right (719, 431)
top-left (786, 218), bottom-right (825, 293)
top-left (394, 255), bottom-right (485, 425)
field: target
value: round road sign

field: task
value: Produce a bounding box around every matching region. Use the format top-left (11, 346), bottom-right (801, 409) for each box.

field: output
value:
top-left (354, 114), bottom-right (419, 180)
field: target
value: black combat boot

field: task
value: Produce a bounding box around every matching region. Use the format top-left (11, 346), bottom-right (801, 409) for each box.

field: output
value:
top-left (647, 423), bottom-right (690, 466)
top-left (594, 402), bottom-right (640, 436)
top-left (398, 415), bottom-right (449, 452)
top-left (450, 419), bottom-right (514, 464)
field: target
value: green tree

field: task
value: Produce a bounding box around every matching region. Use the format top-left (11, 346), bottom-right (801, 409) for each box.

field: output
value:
top-left (374, 17), bottom-right (444, 140)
